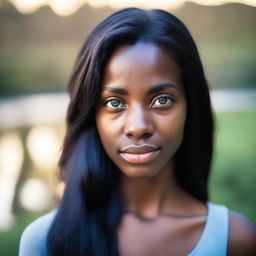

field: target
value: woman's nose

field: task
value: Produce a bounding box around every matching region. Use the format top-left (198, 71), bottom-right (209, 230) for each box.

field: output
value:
top-left (124, 105), bottom-right (154, 139)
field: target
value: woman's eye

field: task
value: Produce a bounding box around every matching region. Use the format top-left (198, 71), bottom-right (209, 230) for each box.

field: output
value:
top-left (152, 96), bottom-right (173, 108)
top-left (105, 99), bottom-right (126, 109)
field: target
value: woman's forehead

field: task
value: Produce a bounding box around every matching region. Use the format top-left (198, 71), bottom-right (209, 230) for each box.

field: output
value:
top-left (102, 42), bottom-right (183, 91)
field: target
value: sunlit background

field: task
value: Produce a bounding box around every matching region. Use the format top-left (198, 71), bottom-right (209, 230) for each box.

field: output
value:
top-left (0, 0), bottom-right (256, 255)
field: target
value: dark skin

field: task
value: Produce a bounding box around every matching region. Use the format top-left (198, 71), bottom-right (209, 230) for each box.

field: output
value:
top-left (96, 43), bottom-right (256, 255)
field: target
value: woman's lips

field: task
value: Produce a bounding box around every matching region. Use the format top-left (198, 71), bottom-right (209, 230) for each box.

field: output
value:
top-left (119, 145), bottom-right (160, 164)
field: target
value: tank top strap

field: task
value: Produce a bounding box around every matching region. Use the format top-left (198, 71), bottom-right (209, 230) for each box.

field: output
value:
top-left (187, 202), bottom-right (229, 256)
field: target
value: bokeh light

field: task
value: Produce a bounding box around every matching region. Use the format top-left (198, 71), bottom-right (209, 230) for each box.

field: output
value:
top-left (7, 0), bottom-right (256, 16)
top-left (56, 181), bottom-right (65, 200)
top-left (26, 126), bottom-right (62, 171)
top-left (19, 178), bottom-right (53, 212)
top-left (0, 132), bottom-right (23, 231)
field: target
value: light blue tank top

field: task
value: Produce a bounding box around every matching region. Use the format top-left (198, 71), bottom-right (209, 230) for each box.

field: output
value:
top-left (187, 202), bottom-right (229, 256)
top-left (19, 202), bottom-right (229, 256)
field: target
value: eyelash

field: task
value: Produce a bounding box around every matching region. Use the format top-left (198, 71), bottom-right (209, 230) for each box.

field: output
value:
top-left (103, 95), bottom-right (175, 110)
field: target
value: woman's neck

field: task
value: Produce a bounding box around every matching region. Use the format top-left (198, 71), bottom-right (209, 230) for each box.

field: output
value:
top-left (120, 162), bottom-right (186, 219)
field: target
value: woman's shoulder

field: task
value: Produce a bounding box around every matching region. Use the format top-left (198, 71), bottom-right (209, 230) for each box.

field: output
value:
top-left (19, 209), bottom-right (58, 256)
top-left (207, 202), bottom-right (256, 255)
top-left (228, 210), bottom-right (256, 256)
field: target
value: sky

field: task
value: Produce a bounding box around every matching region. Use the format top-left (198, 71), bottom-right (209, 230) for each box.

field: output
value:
top-left (6, 0), bottom-right (256, 16)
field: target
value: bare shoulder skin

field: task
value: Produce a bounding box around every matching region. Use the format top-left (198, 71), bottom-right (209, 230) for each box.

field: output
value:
top-left (228, 211), bottom-right (256, 256)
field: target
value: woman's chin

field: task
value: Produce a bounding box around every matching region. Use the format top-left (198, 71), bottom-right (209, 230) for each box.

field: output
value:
top-left (119, 167), bottom-right (161, 179)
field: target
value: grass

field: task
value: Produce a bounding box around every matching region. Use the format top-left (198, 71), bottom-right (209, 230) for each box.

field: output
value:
top-left (0, 211), bottom-right (45, 256)
top-left (210, 111), bottom-right (256, 222)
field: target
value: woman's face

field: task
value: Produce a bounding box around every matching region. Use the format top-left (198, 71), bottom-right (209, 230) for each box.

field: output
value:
top-left (96, 43), bottom-right (187, 178)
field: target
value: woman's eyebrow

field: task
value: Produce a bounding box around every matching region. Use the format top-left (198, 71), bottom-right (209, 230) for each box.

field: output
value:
top-left (102, 82), bottom-right (177, 95)
top-left (102, 87), bottom-right (128, 95)
top-left (148, 82), bottom-right (177, 94)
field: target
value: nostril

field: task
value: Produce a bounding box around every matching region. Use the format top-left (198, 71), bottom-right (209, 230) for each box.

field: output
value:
top-left (143, 133), bottom-right (152, 138)
top-left (127, 133), bottom-right (133, 138)
top-left (125, 131), bottom-right (153, 139)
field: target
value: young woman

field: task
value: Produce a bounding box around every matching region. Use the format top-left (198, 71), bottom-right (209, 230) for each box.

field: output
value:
top-left (19, 8), bottom-right (256, 256)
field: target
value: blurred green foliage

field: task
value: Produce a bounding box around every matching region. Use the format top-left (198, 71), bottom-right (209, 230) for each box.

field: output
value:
top-left (0, 46), bottom-right (75, 96)
top-left (0, 1), bottom-right (256, 96)
top-left (210, 111), bottom-right (256, 222)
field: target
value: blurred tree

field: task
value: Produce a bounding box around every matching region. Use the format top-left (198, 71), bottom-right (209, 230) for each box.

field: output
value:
top-left (0, 1), bottom-right (255, 95)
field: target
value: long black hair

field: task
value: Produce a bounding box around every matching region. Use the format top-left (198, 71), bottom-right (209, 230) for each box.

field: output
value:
top-left (47, 8), bottom-right (213, 256)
